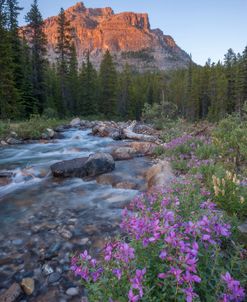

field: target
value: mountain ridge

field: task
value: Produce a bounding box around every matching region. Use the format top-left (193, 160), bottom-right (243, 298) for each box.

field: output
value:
top-left (22, 2), bottom-right (191, 71)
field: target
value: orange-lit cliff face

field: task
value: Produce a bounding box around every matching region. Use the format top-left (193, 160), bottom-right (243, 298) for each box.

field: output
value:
top-left (22, 2), bottom-right (190, 71)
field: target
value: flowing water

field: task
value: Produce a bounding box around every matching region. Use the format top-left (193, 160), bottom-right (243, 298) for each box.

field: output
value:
top-left (0, 128), bottom-right (152, 300)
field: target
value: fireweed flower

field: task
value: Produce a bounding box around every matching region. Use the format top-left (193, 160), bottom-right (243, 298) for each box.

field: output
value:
top-left (71, 175), bottom-right (244, 301)
top-left (221, 272), bottom-right (245, 301)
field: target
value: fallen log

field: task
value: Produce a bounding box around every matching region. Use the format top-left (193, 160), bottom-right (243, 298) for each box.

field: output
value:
top-left (123, 121), bottom-right (160, 143)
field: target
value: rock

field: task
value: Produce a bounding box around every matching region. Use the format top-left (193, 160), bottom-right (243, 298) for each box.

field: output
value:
top-left (59, 229), bottom-right (73, 240)
top-left (146, 160), bottom-right (174, 189)
top-left (84, 152), bottom-right (115, 177)
top-left (238, 221), bottom-right (247, 234)
top-left (114, 181), bottom-right (138, 190)
top-left (76, 238), bottom-right (90, 245)
top-left (54, 125), bottom-right (69, 132)
top-left (110, 130), bottom-right (123, 140)
top-left (6, 137), bottom-right (21, 145)
top-left (70, 118), bottom-right (81, 127)
top-left (130, 141), bottom-right (157, 156)
top-left (42, 264), bottom-right (54, 276)
top-left (48, 272), bottom-right (61, 283)
top-left (51, 153), bottom-right (115, 178)
top-left (10, 131), bottom-right (18, 138)
top-left (46, 128), bottom-right (55, 138)
top-left (12, 239), bottom-right (23, 245)
top-left (1, 140), bottom-right (8, 146)
top-left (0, 172), bottom-right (13, 186)
top-left (92, 122), bottom-right (118, 138)
top-left (66, 287), bottom-right (79, 296)
top-left (0, 283), bottom-right (23, 302)
top-left (21, 278), bottom-right (34, 295)
top-left (111, 147), bottom-right (137, 160)
top-left (51, 157), bottom-right (88, 178)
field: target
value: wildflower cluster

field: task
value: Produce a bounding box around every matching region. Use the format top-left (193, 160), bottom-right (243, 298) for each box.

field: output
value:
top-left (71, 180), bottom-right (245, 302)
top-left (212, 171), bottom-right (247, 217)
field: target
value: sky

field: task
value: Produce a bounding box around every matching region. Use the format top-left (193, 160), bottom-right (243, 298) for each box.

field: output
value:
top-left (18, 0), bottom-right (247, 65)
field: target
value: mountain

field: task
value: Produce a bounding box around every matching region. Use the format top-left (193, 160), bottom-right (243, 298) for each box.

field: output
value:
top-left (22, 2), bottom-right (191, 71)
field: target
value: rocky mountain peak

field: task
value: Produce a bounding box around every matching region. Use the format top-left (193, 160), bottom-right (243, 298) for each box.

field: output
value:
top-left (22, 2), bottom-right (191, 71)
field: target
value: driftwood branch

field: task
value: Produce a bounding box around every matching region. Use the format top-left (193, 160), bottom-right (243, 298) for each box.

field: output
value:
top-left (123, 121), bottom-right (159, 143)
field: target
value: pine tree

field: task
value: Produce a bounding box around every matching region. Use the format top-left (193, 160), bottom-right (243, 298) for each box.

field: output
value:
top-left (19, 36), bottom-right (37, 117)
top-left (55, 7), bottom-right (72, 113)
top-left (238, 46), bottom-right (247, 117)
top-left (78, 51), bottom-right (97, 116)
top-left (0, 0), bottom-right (20, 119)
top-left (117, 64), bottom-right (132, 118)
top-left (5, 0), bottom-right (23, 92)
top-left (224, 48), bottom-right (237, 113)
top-left (25, 0), bottom-right (47, 114)
top-left (99, 50), bottom-right (117, 117)
top-left (67, 43), bottom-right (79, 114)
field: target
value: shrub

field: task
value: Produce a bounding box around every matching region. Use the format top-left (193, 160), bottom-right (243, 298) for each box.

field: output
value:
top-left (213, 116), bottom-right (247, 172)
top-left (212, 171), bottom-right (247, 219)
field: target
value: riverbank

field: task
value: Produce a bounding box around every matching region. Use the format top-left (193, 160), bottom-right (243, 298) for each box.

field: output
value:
top-left (70, 116), bottom-right (247, 301)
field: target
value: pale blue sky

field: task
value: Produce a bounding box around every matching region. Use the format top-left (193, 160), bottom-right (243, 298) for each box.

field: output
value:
top-left (18, 0), bottom-right (247, 65)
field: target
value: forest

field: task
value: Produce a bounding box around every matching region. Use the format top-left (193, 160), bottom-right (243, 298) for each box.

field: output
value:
top-left (1, 0), bottom-right (247, 122)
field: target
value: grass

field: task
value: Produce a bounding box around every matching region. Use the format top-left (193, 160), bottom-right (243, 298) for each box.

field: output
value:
top-left (0, 116), bottom-right (70, 140)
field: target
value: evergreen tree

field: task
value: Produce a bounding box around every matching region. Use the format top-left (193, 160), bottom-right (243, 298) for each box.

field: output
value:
top-left (238, 46), bottom-right (247, 117)
top-left (117, 64), bottom-right (132, 118)
top-left (67, 43), bottom-right (79, 114)
top-left (19, 36), bottom-right (37, 117)
top-left (55, 7), bottom-right (72, 113)
top-left (5, 0), bottom-right (23, 92)
top-left (25, 0), bottom-right (47, 114)
top-left (0, 0), bottom-right (20, 119)
top-left (78, 51), bottom-right (97, 116)
top-left (99, 50), bottom-right (117, 117)
top-left (224, 48), bottom-right (237, 113)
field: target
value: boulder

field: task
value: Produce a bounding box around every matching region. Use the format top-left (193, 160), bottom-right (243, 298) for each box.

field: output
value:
top-left (70, 117), bottom-right (81, 127)
top-left (111, 147), bottom-right (137, 160)
top-left (84, 153), bottom-right (115, 177)
top-left (92, 122), bottom-right (119, 138)
top-left (1, 140), bottom-right (8, 146)
top-left (0, 283), bottom-right (23, 302)
top-left (51, 157), bottom-right (88, 178)
top-left (130, 141), bottom-right (157, 156)
top-left (51, 153), bottom-right (115, 178)
top-left (146, 160), bottom-right (174, 189)
top-left (46, 128), bottom-right (55, 138)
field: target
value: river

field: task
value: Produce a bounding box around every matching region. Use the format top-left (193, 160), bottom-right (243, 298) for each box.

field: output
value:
top-left (0, 128), bottom-right (152, 301)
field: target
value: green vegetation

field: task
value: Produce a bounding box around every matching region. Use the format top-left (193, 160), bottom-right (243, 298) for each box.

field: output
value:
top-left (1, 1), bottom-right (247, 122)
top-left (0, 115), bottom-right (69, 140)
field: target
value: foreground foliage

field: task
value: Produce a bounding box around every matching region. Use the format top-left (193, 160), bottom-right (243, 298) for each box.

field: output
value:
top-left (71, 115), bottom-right (247, 301)
top-left (71, 178), bottom-right (246, 301)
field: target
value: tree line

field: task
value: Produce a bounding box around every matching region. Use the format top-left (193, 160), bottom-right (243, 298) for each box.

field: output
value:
top-left (0, 0), bottom-right (247, 121)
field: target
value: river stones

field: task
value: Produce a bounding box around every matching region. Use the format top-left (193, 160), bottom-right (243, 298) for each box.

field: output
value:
top-left (51, 153), bottom-right (115, 178)
top-left (21, 278), bottom-right (35, 295)
top-left (0, 282), bottom-right (23, 302)
top-left (66, 287), bottom-right (79, 296)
